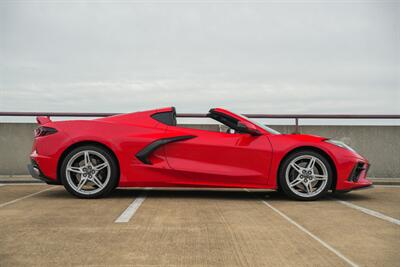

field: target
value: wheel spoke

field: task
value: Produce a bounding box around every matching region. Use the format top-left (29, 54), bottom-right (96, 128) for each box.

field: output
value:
top-left (67, 167), bottom-right (82, 174)
top-left (290, 163), bottom-right (302, 173)
top-left (94, 162), bottom-right (108, 171)
top-left (84, 151), bottom-right (91, 166)
top-left (314, 174), bottom-right (327, 180)
top-left (289, 175), bottom-right (302, 187)
top-left (307, 157), bottom-right (316, 169)
top-left (77, 178), bottom-right (87, 191)
top-left (92, 176), bottom-right (104, 188)
top-left (305, 182), bottom-right (314, 194)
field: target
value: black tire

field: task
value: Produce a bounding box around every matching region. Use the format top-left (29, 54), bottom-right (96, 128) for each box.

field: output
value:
top-left (279, 150), bottom-right (333, 201)
top-left (60, 145), bottom-right (119, 198)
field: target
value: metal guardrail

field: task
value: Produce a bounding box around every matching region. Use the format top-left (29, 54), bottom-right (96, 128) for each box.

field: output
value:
top-left (0, 112), bottom-right (399, 133)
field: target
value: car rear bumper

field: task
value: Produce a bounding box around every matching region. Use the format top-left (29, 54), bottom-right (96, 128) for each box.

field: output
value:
top-left (27, 159), bottom-right (60, 185)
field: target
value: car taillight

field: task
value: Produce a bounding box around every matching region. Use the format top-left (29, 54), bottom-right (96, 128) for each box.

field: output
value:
top-left (34, 126), bottom-right (58, 137)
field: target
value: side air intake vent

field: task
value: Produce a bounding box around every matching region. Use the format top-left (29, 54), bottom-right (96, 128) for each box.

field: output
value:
top-left (348, 162), bottom-right (366, 182)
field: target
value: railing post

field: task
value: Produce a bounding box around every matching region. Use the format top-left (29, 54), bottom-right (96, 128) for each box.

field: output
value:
top-left (295, 117), bottom-right (299, 134)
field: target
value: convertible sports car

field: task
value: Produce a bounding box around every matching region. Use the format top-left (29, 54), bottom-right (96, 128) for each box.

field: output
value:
top-left (28, 107), bottom-right (372, 200)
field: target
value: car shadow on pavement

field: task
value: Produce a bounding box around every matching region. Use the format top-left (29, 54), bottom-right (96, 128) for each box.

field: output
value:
top-left (114, 188), bottom-right (262, 201)
top-left (331, 192), bottom-right (373, 201)
top-left (41, 186), bottom-right (373, 202)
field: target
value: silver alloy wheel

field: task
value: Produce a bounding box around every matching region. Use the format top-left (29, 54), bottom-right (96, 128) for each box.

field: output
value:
top-left (285, 155), bottom-right (328, 198)
top-left (66, 150), bottom-right (111, 195)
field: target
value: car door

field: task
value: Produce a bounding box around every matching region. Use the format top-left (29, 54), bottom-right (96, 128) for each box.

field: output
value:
top-left (164, 125), bottom-right (273, 187)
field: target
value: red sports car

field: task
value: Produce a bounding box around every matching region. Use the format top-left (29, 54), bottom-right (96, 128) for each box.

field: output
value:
top-left (28, 107), bottom-right (372, 200)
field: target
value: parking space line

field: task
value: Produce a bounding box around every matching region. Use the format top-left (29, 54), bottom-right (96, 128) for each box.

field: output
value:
top-left (243, 189), bottom-right (358, 267)
top-left (0, 183), bottom-right (45, 186)
top-left (0, 187), bottom-right (55, 208)
top-left (374, 185), bottom-right (400, 188)
top-left (115, 192), bottom-right (147, 223)
top-left (261, 200), bottom-right (358, 267)
top-left (335, 199), bottom-right (400, 226)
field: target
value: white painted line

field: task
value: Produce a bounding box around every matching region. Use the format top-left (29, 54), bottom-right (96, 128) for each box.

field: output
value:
top-left (0, 183), bottom-right (46, 186)
top-left (244, 189), bottom-right (358, 267)
top-left (0, 187), bottom-right (55, 208)
top-left (374, 185), bottom-right (400, 188)
top-left (262, 200), bottom-right (359, 267)
top-left (115, 192), bottom-right (147, 223)
top-left (336, 200), bottom-right (400, 226)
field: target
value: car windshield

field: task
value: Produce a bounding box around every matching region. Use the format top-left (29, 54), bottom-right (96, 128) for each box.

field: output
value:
top-left (235, 113), bottom-right (281, 135)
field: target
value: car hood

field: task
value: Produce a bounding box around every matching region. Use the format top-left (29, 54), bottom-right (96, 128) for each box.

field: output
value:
top-left (278, 133), bottom-right (328, 142)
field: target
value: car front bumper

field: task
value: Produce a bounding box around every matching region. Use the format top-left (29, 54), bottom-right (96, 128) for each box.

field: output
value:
top-left (336, 159), bottom-right (372, 192)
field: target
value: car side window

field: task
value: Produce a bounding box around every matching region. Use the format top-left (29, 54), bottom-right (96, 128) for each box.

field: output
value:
top-left (207, 112), bottom-right (249, 134)
top-left (151, 111), bottom-right (177, 126)
top-left (161, 110), bottom-right (241, 134)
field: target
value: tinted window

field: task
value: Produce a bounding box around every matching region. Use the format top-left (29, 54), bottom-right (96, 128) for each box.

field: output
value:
top-left (152, 111), bottom-right (176, 126)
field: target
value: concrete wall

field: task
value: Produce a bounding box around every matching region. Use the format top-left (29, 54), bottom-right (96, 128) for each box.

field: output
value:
top-left (0, 123), bottom-right (36, 176)
top-left (0, 123), bottom-right (399, 177)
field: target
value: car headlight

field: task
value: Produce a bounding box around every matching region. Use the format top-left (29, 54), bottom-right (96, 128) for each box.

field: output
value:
top-left (325, 139), bottom-right (357, 153)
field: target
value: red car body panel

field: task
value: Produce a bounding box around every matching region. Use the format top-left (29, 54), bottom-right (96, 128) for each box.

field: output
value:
top-left (30, 107), bottom-right (372, 191)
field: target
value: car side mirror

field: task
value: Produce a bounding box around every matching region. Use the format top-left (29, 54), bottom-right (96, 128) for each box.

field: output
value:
top-left (237, 121), bottom-right (262, 136)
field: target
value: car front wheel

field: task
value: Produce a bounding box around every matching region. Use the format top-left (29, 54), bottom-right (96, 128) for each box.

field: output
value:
top-left (279, 150), bottom-right (333, 201)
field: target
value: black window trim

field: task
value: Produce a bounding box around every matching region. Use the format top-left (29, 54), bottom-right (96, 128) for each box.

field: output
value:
top-left (151, 107), bottom-right (177, 126)
top-left (207, 109), bottom-right (245, 133)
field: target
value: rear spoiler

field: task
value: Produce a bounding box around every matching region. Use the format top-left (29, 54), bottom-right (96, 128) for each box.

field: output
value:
top-left (36, 116), bottom-right (52, 125)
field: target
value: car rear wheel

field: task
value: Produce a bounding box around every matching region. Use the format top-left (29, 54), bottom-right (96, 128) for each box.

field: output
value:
top-left (60, 145), bottom-right (118, 198)
top-left (279, 150), bottom-right (332, 201)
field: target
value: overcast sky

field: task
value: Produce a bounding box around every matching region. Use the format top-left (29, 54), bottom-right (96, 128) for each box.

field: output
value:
top-left (0, 1), bottom-right (399, 119)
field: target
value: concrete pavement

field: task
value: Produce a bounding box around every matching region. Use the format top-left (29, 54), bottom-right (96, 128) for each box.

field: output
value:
top-left (0, 184), bottom-right (399, 266)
